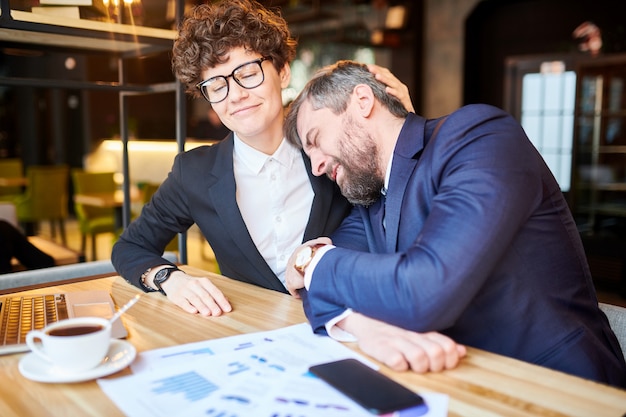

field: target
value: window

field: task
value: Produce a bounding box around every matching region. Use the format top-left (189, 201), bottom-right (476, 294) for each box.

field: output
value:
top-left (505, 56), bottom-right (578, 193)
top-left (520, 64), bottom-right (577, 192)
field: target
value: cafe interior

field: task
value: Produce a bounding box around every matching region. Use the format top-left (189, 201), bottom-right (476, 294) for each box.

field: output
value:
top-left (1, 0), bottom-right (625, 294)
top-left (0, 0), bottom-right (626, 414)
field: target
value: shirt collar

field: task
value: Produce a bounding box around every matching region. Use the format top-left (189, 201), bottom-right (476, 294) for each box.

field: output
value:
top-left (233, 133), bottom-right (298, 175)
top-left (382, 151), bottom-right (394, 196)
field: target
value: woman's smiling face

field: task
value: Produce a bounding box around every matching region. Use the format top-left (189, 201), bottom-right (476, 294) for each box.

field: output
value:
top-left (201, 47), bottom-right (291, 146)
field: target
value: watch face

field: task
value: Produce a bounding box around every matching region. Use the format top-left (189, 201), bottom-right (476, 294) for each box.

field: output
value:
top-left (153, 268), bottom-right (177, 295)
top-left (155, 268), bottom-right (169, 281)
top-left (295, 246), bottom-right (313, 268)
top-left (154, 268), bottom-right (174, 285)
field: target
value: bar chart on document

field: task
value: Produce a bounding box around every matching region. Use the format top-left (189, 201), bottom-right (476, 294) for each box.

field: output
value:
top-left (97, 324), bottom-right (380, 417)
top-left (150, 371), bottom-right (219, 403)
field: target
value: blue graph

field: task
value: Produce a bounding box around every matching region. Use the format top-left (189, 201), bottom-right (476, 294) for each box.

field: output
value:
top-left (161, 347), bottom-right (215, 358)
top-left (151, 371), bottom-right (218, 402)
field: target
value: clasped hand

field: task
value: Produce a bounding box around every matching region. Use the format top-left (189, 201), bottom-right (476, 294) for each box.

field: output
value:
top-left (285, 237), bottom-right (333, 298)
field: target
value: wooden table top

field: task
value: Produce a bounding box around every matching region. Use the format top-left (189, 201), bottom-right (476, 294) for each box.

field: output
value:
top-left (1, 265), bottom-right (625, 417)
top-left (11, 237), bottom-right (83, 270)
top-left (0, 176), bottom-right (27, 187)
top-left (73, 191), bottom-right (126, 208)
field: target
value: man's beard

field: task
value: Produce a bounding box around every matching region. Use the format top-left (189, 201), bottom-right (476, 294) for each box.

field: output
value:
top-left (332, 115), bottom-right (384, 207)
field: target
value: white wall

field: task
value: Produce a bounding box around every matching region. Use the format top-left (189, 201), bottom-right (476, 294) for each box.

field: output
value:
top-left (84, 140), bottom-right (213, 185)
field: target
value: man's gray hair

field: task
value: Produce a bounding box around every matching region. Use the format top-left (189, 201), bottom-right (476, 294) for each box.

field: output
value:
top-left (285, 60), bottom-right (408, 147)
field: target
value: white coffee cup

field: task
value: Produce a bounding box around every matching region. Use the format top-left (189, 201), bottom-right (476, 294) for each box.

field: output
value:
top-left (25, 317), bottom-right (112, 373)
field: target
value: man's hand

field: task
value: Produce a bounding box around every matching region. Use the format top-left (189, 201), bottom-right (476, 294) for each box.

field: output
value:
top-left (285, 237), bottom-right (333, 298)
top-left (368, 64), bottom-right (415, 113)
top-left (161, 271), bottom-right (232, 316)
top-left (339, 313), bottom-right (466, 372)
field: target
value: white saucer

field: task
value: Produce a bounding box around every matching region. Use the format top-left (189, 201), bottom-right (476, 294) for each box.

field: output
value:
top-left (18, 339), bottom-right (136, 383)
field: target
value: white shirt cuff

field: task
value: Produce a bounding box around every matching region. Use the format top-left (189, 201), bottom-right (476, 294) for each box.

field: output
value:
top-left (303, 244), bottom-right (335, 290)
top-left (325, 309), bottom-right (357, 342)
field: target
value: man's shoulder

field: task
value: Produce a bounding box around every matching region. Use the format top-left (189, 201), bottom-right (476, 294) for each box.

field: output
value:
top-left (434, 104), bottom-right (519, 140)
top-left (450, 103), bottom-right (511, 121)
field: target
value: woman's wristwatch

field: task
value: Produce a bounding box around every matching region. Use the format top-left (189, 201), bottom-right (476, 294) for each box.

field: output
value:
top-left (140, 266), bottom-right (180, 295)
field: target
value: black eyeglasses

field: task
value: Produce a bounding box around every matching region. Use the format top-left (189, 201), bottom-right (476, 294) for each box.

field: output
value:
top-left (196, 57), bottom-right (270, 103)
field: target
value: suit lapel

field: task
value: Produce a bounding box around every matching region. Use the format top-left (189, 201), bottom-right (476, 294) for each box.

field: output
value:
top-left (384, 115), bottom-right (427, 252)
top-left (384, 157), bottom-right (417, 251)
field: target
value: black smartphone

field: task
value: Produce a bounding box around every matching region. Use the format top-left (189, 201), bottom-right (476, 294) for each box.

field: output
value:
top-left (309, 358), bottom-right (427, 415)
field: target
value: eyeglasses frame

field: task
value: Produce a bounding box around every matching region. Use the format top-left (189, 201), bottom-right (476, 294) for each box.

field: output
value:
top-left (196, 57), bottom-right (271, 103)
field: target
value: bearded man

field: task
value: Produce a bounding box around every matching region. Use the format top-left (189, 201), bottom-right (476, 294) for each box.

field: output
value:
top-left (283, 60), bottom-right (626, 388)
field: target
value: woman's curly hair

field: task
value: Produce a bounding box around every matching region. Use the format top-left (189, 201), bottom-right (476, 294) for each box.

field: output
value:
top-left (172, 0), bottom-right (297, 98)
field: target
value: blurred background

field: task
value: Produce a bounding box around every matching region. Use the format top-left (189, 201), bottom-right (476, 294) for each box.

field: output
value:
top-left (1, 0), bottom-right (625, 299)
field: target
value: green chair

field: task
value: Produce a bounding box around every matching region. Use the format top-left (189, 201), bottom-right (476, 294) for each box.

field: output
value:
top-left (71, 169), bottom-right (117, 261)
top-left (13, 165), bottom-right (69, 245)
top-left (0, 158), bottom-right (24, 202)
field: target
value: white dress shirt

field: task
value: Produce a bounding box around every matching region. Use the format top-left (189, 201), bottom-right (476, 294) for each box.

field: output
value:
top-left (233, 134), bottom-right (314, 287)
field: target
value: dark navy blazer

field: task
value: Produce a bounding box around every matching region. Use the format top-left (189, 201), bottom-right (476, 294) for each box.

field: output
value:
top-left (303, 104), bottom-right (626, 387)
top-left (112, 134), bottom-right (351, 293)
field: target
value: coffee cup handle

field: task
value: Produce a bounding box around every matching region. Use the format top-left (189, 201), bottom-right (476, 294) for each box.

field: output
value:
top-left (25, 330), bottom-right (53, 363)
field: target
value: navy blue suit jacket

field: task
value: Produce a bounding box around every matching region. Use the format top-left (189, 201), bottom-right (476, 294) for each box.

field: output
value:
top-left (303, 104), bottom-right (626, 387)
top-left (112, 134), bottom-right (352, 293)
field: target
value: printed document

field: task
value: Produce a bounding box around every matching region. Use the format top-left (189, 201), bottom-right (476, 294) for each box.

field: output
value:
top-left (98, 323), bottom-right (447, 417)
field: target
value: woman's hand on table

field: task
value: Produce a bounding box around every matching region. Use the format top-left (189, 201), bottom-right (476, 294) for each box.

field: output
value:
top-left (162, 271), bottom-right (232, 316)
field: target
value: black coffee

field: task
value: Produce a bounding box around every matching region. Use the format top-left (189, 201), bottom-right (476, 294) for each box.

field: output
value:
top-left (47, 324), bottom-right (103, 337)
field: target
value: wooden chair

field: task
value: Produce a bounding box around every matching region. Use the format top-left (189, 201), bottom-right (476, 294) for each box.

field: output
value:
top-left (71, 169), bottom-right (117, 261)
top-left (13, 165), bottom-right (69, 245)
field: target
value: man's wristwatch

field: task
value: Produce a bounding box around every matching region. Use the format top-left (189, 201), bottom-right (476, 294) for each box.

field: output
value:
top-left (294, 244), bottom-right (326, 275)
top-left (153, 266), bottom-right (180, 296)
